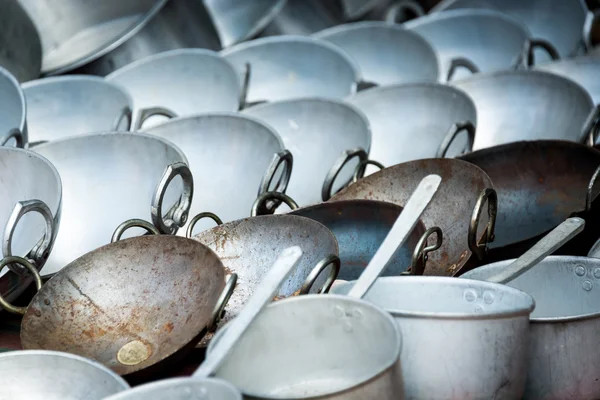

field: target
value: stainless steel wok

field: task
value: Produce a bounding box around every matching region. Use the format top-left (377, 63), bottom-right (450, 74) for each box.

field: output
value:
top-left (104, 377), bottom-right (241, 400)
top-left (32, 132), bottom-right (192, 276)
top-left (0, 66), bottom-right (27, 147)
top-left (23, 76), bottom-right (134, 146)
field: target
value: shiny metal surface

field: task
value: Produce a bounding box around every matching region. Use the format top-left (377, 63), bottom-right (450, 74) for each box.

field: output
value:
top-left (144, 113), bottom-right (283, 233)
top-left (453, 70), bottom-right (594, 150)
top-left (221, 36), bottom-right (359, 104)
top-left (463, 256), bottom-right (600, 399)
top-left (244, 98), bottom-right (370, 207)
top-left (193, 214), bottom-right (338, 328)
top-left (0, 148), bottom-right (61, 304)
top-left (405, 9), bottom-right (530, 79)
top-left (332, 277), bottom-right (534, 399)
top-left (21, 236), bottom-right (225, 376)
top-left (346, 83), bottom-right (476, 168)
top-left (260, 0), bottom-right (343, 37)
top-left (290, 200), bottom-right (426, 279)
top-left (0, 66), bottom-right (27, 147)
top-left (104, 377), bottom-right (241, 400)
top-left (314, 21), bottom-right (438, 86)
top-left (106, 49), bottom-right (240, 128)
top-left (0, 1), bottom-right (42, 82)
top-left (208, 295), bottom-right (403, 399)
top-left (23, 76), bottom-right (133, 145)
top-left (32, 132), bottom-right (188, 276)
top-left (205, 0), bottom-right (286, 47)
top-left (19, 0), bottom-right (221, 76)
top-left (330, 159), bottom-right (495, 276)
top-left (0, 350), bottom-right (129, 400)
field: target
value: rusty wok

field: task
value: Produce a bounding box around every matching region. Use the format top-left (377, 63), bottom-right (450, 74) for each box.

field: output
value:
top-left (459, 140), bottom-right (600, 262)
top-left (0, 235), bottom-right (225, 377)
top-left (330, 158), bottom-right (497, 276)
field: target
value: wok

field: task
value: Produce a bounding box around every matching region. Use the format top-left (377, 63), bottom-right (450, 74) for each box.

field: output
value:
top-left (33, 132), bottom-right (192, 276)
top-left (221, 36), bottom-right (359, 105)
top-left (313, 21), bottom-right (439, 86)
top-left (23, 76), bottom-right (133, 146)
top-left (244, 98), bottom-right (371, 205)
top-left (260, 0), bottom-right (343, 37)
top-left (346, 83), bottom-right (476, 169)
top-left (0, 1), bottom-right (41, 82)
top-left (143, 113), bottom-right (287, 235)
top-left (0, 66), bottom-right (27, 147)
top-left (106, 49), bottom-right (241, 130)
top-left (18, 0), bottom-right (221, 76)
top-left (0, 350), bottom-right (129, 400)
top-left (4, 235), bottom-right (225, 377)
top-left (459, 140), bottom-right (600, 262)
top-left (453, 70), bottom-right (597, 150)
top-left (0, 147), bottom-right (61, 308)
top-left (104, 377), bottom-right (241, 400)
top-left (330, 158), bottom-right (497, 276)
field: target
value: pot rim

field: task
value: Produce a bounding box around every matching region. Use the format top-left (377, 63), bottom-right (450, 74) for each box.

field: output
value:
top-left (103, 377), bottom-right (241, 399)
top-left (0, 65), bottom-right (27, 134)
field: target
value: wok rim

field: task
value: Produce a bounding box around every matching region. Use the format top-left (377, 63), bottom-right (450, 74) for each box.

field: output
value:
top-left (0, 65), bottom-right (27, 134)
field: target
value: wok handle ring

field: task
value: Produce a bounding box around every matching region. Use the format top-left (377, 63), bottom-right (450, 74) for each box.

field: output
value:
top-left (1, 128), bottom-right (24, 148)
top-left (133, 107), bottom-right (178, 131)
top-left (300, 254), bottom-right (341, 295)
top-left (445, 57), bottom-right (479, 82)
top-left (257, 150), bottom-right (293, 212)
top-left (111, 219), bottom-right (160, 243)
top-left (0, 256), bottom-right (43, 315)
top-left (111, 106), bottom-right (133, 131)
top-left (586, 165), bottom-right (600, 212)
top-left (516, 38), bottom-right (560, 69)
top-left (208, 273), bottom-right (238, 332)
top-left (152, 162), bottom-right (194, 235)
top-left (322, 147), bottom-right (368, 201)
top-left (352, 159), bottom-right (385, 183)
top-left (468, 188), bottom-right (498, 260)
top-left (3, 199), bottom-right (55, 274)
top-left (436, 121), bottom-right (475, 158)
top-left (583, 11), bottom-right (599, 51)
top-left (186, 212), bottom-right (223, 238)
top-left (384, 0), bottom-right (424, 23)
top-left (410, 226), bottom-right (443, 275)
top-left (239, 62), bottom-right (251, 110)
top-left (582, 104), bottom-right (600, 145)
top-left (251, 191), bottom-right (299, 217)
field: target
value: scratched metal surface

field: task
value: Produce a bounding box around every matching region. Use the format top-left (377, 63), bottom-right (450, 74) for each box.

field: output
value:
top-left (20, 235), bottom-right (225, 376)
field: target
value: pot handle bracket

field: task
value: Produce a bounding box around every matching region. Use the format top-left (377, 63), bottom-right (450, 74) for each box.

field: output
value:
top-left (445, 57), bottom-right (479, 82)
top-left (436, 121), bottom-right (475, 158)
top-left (514, 38), bottom-right (560, 69)
top-left (111, 219), bottom-right (160, 243)
top-left (186, 212), bottom-right (223, 238)
top-left (132, 107), bottom-right (178, 131)
top-left (384, 1), bottom-right (424, 23)
top-left (0, 256), bottom-right (43, 315)
top-left (585, 165), bottom-right (600, 213)
top-left (111, 106), bottom-right (133, 131)
top-left (300, 254), bottom-right (341, 294)
top-left (582, 104), bottom-right (600, 146)
top-left (352, 159), bottom-right (385, 183)
top-left (256, 150), bottom-right (293, 214)
top-left (410, 226), bottom-right (443, 275)
top-left (152, 162), bottom-right (194, 235)
top-left (322, 148), bottom-right (368, 201)
top-left (251, 191), bottom-right (298, 217)
top-left (208, 273), bottom-right (238, 332)
top-left (0, 128), bottom-right (24, 148)
top-left (468, 188), bottom-right (498, 260)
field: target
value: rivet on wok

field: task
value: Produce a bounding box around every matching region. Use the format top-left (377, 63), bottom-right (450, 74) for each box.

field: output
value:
top-left (353, 309), bottom-right (364, 320)
top-left (463, 289), bottom-right (477, 302)
top-left (333, 305), bottom-right (345, 318)
top-left (34, 309), bottom-right (41, 317)
top-left (43, 299), bottom-right (50, 305)
top-left (583, 281), bottom-right (593, 291)
top-left (117, 340), bottom-right (151, 366)
top-left (575, 266), bottom-right (586, 276)
top-left (593, 268), bottom-right (600, 279)
top-left (474, 306), bottom-right (483, 313)
top-left (483, 291), bottom-right (495, 304)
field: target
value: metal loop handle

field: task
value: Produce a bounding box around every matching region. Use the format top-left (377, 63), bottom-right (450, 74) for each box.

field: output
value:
top-left (111, 106), bottom-right (133, 131)
top-left (468, 188), bottom-right (498, 260)
top-left (0, 256), bottom-right (42, 315)
top-left (516, 38), bottom-right (561, 69)
top-left (151, 162), bottom-right (194, 235)
top-left (322, 148), bottom-right (368, 201)
top-left (1, 128), bottom-right (24, 148)
top-left (111, 219), bottom-right (160, 243)
top-left (251, 191), bottom-right (299, 217)
top-left (436, 121), bottom-right (476, 158)
top-left (384, 0), bottom-right (424, 23)
top-left (410, 226), bottom-right (443, 275)
top-left (186, 212), bottom-right (223, 238)
top-left (357, 81), bottom-right (378, 92)
top-left (446, 57), bottom-right (479, 82)
top-left (133, 107), bottom-right (177, 131)
top-left (582, 104), bottom-right (600, 145)
top-left (583, 10), bottom-right (598, 52)
top-left (3, 199), bottom-right (55, 274)
top-left (299, 254), bottom-right (341, 295)
top-left (352, 159), bottom-right (385, 183)
top-left (239, 63), bottom-right (251, 110)
top-left (208, 273), bottom-right (238, 332)
top-left (586, 165), bottom-right (600, 212)
top-left (258, 150), bottom-right (293, 197)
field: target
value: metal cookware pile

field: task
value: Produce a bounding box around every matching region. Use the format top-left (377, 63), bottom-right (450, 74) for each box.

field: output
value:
top-left (1, 0), bottom-right (600, 399)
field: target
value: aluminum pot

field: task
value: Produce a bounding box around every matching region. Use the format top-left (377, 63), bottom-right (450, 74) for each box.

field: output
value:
top-left (143, 113), bottom-right (286, 234)
top-left (23, 76), bottom-right (134, 146)
top-left (0, 66), bottom-right (27, 147)
top-left (205, 0), bottom-right (286, 47)
top-left (0, 350), bottom-right (129, 400)
top-left (0, 147), bottom-right (61, 306)
top-left (104, 377), bottom-right (241, 400)
top-left (0, 0), bottom-right (41, 82)
top-left (221, 36), bottom-right (359, 105)
top-left (346, 83), bottom-right (476, 169)
top-left (32, 132), bottom-right (192, 276)
top-left (18, 0), bottom-right (221, 76)
top-left (459, 140), bottom-right (600, 262)
top-left (453, 70), bottom-right (597, 150)
top-left (106, 49), bottom-right (241, 130)
top-left (244, 98), bottom-right (371, 206)
top-left (260, 0), bottom-right (344, 37)
top-left (463, 256), bottom-right (600, 399)
top-left (330, 158), bottom-right (496, 276)
top-left (313, 22), bottom-right (439, 86)
top-left (208, 294), bottom-right (404, 399)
